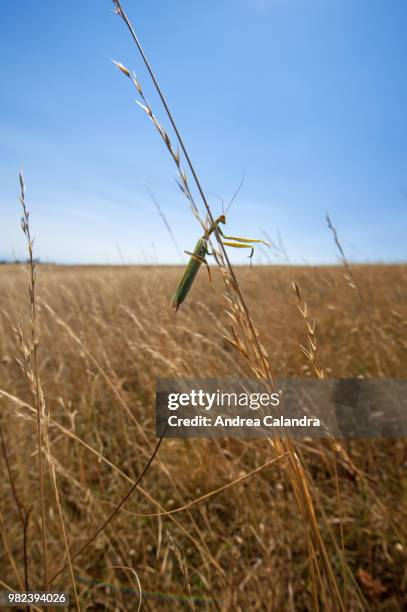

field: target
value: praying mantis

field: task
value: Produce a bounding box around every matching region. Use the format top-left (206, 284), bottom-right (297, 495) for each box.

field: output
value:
top-left (172, 213), bottom-right (270, 311)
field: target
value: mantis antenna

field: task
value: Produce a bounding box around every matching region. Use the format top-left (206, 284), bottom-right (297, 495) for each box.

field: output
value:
top-left (207, 170), bottom-right (246, 217)
top-left (225, 170), bottom-right (245, 215)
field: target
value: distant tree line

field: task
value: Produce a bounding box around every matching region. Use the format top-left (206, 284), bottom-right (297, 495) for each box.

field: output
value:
top-left (0, 258), bottom-right (44, 265)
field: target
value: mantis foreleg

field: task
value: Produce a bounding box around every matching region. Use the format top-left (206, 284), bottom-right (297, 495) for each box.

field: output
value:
top-left (185, 250), bottom-right (214, 288)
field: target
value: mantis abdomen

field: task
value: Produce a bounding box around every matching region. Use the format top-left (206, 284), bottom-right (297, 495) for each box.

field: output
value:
top-left (172, 237), bottom-right (207, 311)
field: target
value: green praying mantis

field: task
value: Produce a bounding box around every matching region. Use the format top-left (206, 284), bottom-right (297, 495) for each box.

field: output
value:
top-left (172, 209), bottom-right (271, 312)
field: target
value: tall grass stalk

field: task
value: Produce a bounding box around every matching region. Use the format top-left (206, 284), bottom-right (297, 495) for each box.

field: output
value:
top-left (18, 173), bottom-right (80, 608)
top-left (326, 214), bottom-right (386, 377)
top-left (111, 1), bottom-right (348, 608)
top-left (18, 171), bottom-right (49, 590)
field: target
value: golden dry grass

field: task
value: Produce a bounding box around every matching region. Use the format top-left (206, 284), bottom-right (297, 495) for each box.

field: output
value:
top-left (0, 262), bottom-right (406, 610)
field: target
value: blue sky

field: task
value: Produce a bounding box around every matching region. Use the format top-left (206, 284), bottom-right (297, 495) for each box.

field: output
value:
top-left (1, 0), bottom-right (406, 264)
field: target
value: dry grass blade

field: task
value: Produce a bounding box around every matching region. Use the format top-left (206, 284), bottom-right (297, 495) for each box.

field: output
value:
top-left (49, 432), bottom-right (165, 585)
top-left (326, 213), bottom-right (386, 376)
top-left (146, 185), bottom-right (185, 264)
top-left (108, 452), bottom-right (289, 518)
top-left (111, 565), bottom-right (142, 611)
top-left (18, 170), bottom-right (49, 590)
top-left (291, 276), bottom-right (324, 380)
top-left (17, 173), bottom-right (80, 609)
top-left (326, 214), bottom-right (364, 302)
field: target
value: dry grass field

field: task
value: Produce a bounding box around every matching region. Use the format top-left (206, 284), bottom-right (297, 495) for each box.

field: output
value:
top-left (1, 4), bottom-right (406, 609)
top-left (0, 262), bottom-right (406, 610)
